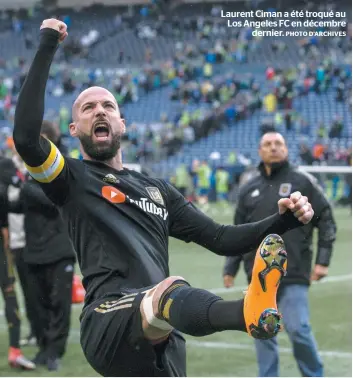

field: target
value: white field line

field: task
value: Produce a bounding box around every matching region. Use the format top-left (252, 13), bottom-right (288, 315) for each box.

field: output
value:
top-left (187, 340), bottom-right (352, 359)
top-left (0, 324), bottom-right (349, 359)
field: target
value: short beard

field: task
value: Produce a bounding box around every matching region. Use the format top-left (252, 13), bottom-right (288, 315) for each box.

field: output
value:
top-left (79, 132), bottom-right (121, 161)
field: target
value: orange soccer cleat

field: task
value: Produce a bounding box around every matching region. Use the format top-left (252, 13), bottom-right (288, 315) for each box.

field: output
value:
top-left (244, 234), bottom-right (287, 340)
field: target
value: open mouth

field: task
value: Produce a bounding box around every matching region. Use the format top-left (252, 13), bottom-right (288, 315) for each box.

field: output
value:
top-left (94, 122), bottom-right (110, 141)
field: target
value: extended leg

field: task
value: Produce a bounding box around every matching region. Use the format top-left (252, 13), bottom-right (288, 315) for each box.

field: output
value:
top-left (139, 234), bottom-right (287, 343)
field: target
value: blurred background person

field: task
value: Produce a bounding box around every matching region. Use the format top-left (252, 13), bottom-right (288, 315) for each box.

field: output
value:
top-left (0, 138), bottom-right (37, 347)
top-left (0, 152), bottom-right (35, 370)
top-left (194, 160), bottom-right (212, 209)
top-left (174, 163), bottom-right (190, 196)
top-left (215, 166), bottom-right (230, 208)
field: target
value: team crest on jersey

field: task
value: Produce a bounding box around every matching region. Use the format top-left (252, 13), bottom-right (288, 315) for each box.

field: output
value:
top-left (103, 173), bottom-right (119, 184)
top-left (146, 187), bottom-right (164, 206)
top-left (279, 183), bottom-right (292, 197)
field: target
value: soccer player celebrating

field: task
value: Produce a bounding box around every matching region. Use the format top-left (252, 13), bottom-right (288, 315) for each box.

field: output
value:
top-left (13, 19), bottom-right (314, 376)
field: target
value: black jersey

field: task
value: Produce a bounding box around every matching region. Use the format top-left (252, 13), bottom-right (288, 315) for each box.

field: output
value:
top-left (23, 148), bottom-right (192, 302)
top-left (13, 28), bottom-right (306, 305)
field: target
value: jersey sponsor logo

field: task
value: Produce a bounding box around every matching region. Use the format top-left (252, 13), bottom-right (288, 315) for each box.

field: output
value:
top-left (103, 173), bottom-right (119, 184)
top-left (251, 189), bottom-right (260, 197)
top-left (102, 186), bottom-right (126, 203)
top-left (101, 186), bottom-right (168, 220)
top-left (279, 183), bottom-right (292, 197)
top-left (128, 197), bottom-right (168, 220)
top-left (145, 186), bottom-right (165, 206)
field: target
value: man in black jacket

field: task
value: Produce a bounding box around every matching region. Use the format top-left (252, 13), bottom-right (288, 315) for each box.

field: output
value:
top-left (223, 132), bottom-right (336, 377)
top-left (9, 121), bottom-right (76, 372)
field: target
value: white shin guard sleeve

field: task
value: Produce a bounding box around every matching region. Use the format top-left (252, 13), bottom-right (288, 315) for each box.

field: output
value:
top-left (142, 289), bottom-right (174, 332)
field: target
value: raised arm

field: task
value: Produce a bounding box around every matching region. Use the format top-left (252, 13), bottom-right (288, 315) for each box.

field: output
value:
top-left (13, 20), bottom-right (70, 205)
top-left (167, 183), bottom-right (314, 257)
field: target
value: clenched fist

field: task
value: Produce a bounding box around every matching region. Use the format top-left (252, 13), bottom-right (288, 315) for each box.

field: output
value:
top-left (40, 18), bottom-right (68, 43)
top-left (278, 191), bottom-right (314, 224)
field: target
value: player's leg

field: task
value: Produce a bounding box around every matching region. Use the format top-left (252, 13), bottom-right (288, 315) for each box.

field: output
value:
top-left (27, 263), bottom-right (50, 366)
top-left (0, 231), bottom-right (35, 370)
top-left (80, 290), bottom-right (186, 377)
top-left (140, 234), bottom-right (287, 342)
top-left (45, 258), bottom-right (74, 371)
top-left (218, 192), bottom-right (228, 209)
top-left (80, 234), bottom-right (285, 376)
top-left (199, 188), bottom-right (210, 210)
top-left (280, 284), bottom-right (324, 377)
top-left (12, 248), bottom-right (37, 347)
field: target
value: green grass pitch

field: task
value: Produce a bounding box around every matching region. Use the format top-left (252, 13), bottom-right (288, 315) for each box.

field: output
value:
top-left (0, 206), bottom-right (351, 377)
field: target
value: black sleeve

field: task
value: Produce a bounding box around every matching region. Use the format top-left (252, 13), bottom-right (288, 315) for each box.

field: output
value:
top-left (223, 188), bottom-right (248, 276)
top-left (315, 207), bottom-right (336, 266)
top-left (13, 28), bottom-right (71, 206)
top-left (306, 174), bottom-right (337, 266)
top-left (167, 183), bottom-right (303, 257)
top-left (25, 182), bottom-right (56, 208)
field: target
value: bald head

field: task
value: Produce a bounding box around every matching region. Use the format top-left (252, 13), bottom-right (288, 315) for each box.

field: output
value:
top-left (259, 132), bottom-right (288, 165)
top-left (69, 86), bottom-right (125, 162)
top-left (72, 86), bottom-right (119, 122)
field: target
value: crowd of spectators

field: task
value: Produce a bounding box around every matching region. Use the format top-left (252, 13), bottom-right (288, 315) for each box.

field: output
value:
top-left (0, 2), bottom-right (351, 168)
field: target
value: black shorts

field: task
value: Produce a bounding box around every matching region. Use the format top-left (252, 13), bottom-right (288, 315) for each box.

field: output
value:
top-left (80, 288), bottom-right (187, 377)
top-left (0, 236), bottom-right (15, 290)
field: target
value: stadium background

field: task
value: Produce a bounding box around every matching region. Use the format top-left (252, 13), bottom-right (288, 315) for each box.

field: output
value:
top-left (0, 0), bottom-right (351, 376)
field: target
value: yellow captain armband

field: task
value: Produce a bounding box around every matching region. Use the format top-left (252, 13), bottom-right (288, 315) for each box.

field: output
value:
top-left (25, 140), bottom-right (65, 183)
